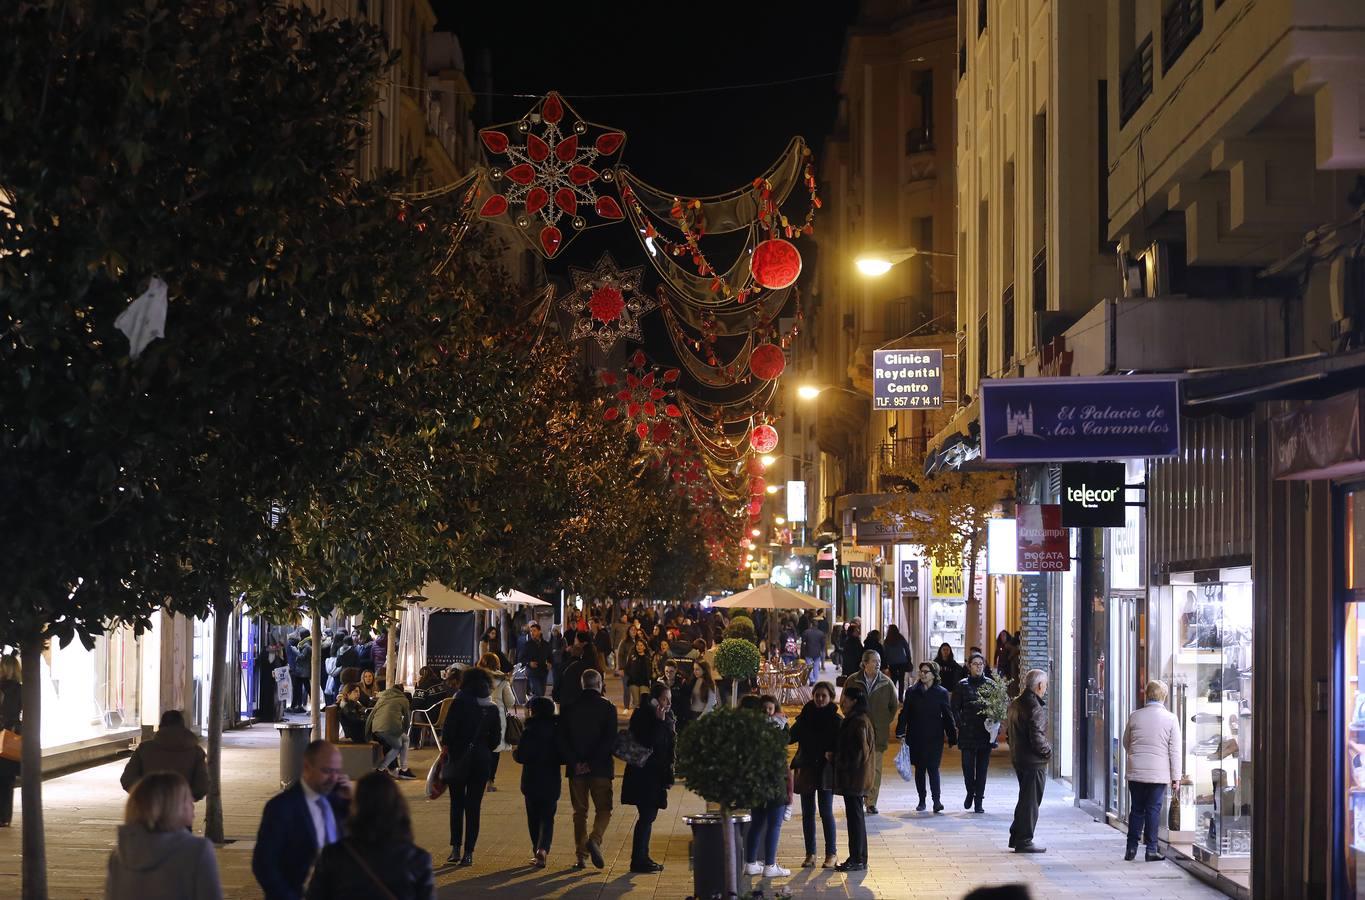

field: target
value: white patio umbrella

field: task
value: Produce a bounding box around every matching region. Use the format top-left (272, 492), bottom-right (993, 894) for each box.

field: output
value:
top-left (496, 589), bottom-right (551, 607)
top-left (712, 583), bottom-right (825, 610)
top-left (412, 581), bottom-right (502, 612)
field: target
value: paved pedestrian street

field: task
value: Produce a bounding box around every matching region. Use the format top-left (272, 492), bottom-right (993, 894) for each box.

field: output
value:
top-left (0, 704), bottom-right (1223, 900)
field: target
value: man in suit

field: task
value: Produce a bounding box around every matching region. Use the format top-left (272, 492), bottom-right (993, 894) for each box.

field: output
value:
top-left (252, 739), bottom-right (352, 899)
top-left (557, 668), bottom-right (617, 870)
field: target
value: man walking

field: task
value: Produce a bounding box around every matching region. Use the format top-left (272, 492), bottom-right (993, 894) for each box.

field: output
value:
top-left (520, 622), bottom-right (551, 698)
top-left (855, 649), bottom-right (899, 814)
top-left (252, 740), bottom-right (352, 899)
top-left (120, 709), bottom-right (210, 801)
top-left (558, 668), bottom-right (617, 870)
top-left (802, 620), bottom-right (826, 684)
top-left (1007, 668), bottom-right (1052, 853)
top-left (553, 631), bottom-right (592, 709)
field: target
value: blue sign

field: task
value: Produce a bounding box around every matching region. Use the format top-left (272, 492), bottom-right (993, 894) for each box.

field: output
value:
top-left (980, 376), bottom-right (1180, 462)
top-left (873, 349), bottom-right (943, 410)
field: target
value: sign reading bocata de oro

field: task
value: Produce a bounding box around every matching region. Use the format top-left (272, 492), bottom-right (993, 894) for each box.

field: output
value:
top-left (979, 376), bottom-right (1180, 462)
top-left (873, 349), bottom-right (943, 410)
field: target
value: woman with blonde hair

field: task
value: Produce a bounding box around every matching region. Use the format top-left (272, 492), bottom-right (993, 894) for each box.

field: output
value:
top-left (1121, 679), bottom-right (1180, 862)
top-left (0, 654), bottom-right (21, 827)
top-left (478, 652), bottom-right (517, 792)
top-left (105, 771), bottom-right (222, 899)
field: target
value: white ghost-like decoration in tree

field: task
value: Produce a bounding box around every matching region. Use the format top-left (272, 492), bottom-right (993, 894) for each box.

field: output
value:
top-left (114, 276), bottom-right (168, 359)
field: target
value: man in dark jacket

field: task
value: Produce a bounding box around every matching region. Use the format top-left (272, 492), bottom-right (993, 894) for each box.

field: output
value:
top-left (120, 709), bottom-right (210, 801)
top-left (802, 621), bottom-right (827, 683)
top-left (519, 622), bottom-right (552, 698)
top-left (556, 668), bottom-right (617, 870)
top-left (252, 740), bottom-right (351, 900)
top-left (1007, 668), bottom-right (1052, 853)
top-left (553, 631), bottom-right (592, 709)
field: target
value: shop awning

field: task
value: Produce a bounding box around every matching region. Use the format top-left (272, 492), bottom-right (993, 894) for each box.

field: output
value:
top-left (1268, 388), bottom-right (1365, 480)
top-left (1183, 347), bottom-right (1365, 408)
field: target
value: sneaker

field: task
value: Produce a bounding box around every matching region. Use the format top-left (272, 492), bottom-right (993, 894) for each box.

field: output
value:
top-left (834, 859), bottom-right (866, 872)
top-left (782, 806), bottom-right (793, 822)
top-left (1145, 851), bottom-right (1166, 862)
top-left (1014, 844), bottom-right (1046, 854)
top-left (763, 864), bottom-right (791, 877)
top-left (744, 861), bottom-right (764, 876)
top-left (396, 768), bottom-right (417, 780)
top-left (572, 858), bottom-right (586, 871)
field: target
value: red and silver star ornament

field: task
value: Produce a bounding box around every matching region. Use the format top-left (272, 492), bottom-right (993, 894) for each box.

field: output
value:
top-left (477, 92), bottom-right (627, 258)
top-left (559, 254), bottom-right (655, 351)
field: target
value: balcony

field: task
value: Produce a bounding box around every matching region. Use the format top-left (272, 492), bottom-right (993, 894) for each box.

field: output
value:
top-left (1032, 247), bottom-right (1047, 315)
top-left (1119, 34), bottom-right (1153, 127)
top-left (1161, 0), bottom-right (1203, 73)
top-left (1001, 283), bottom-right (1015, 372)
top-left (875, 437), bottom-right (928, 477)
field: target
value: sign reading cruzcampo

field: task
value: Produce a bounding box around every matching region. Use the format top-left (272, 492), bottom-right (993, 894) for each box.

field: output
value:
top-left (873, 349), bottom-right (943, 410)
top-left (980, 376), bottom-right (1180, 462)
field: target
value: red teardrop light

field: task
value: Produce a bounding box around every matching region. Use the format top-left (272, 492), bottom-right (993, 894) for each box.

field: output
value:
top-left (569, 165), bottom-right (599, 185)
top-left (542, 93), bottom-right (563, 124)
top-left (554, 188), bottom-right (577, 216)
top-left (506, 163), bottom-right (535, 185)
top-left (631, 350), bottom-right (647, 368)
top-left (478, 194), bottom-right (509, 218)
top-left (749, 343), bottom-right (786, 381)
top-left (555, 134), bottom-right (579, 162)
top-left (750, 424), bottom-right (779, 454)
top-left (628, 403), bottom-right (641, 419)
top-left (665, 404), bottom-right (681, 418)
top-left (539, 225), bottom-right (562, 256)
top-left (603, 407), bottom-right (620, 421)
top-left (636, 423), bottom-right (650, 440)
top-left (595, 132), bottom-right (625, 154)
top-left (652, 421), bottom-right (674, 444)
top-left (479, 130), bottom-right (509, 153)
top-left (616, 389), bottom-right (631, 402)
top-left (595, 196), bottom-right (624, 219)
top-left (751, 238), bottom-right (803, 290)
top-left (649, 388), bottom-right (666, 401)
top-left (599, 371), bottom-right (618, 386)
top-left (526, 134), bottom-right (549, 162)
top-left (643, 402), bottom-right (657, 418)
top-left (663, 369), bottom-right (680, 382)
top-left (525, 187), bottom-right (549, 215)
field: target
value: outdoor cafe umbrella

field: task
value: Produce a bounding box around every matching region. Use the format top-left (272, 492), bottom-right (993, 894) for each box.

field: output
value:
top-left (712, 584), bottom-right (825, 655)
top-left (496, 589), bottom-right (551, 607)
top-left (412, 581), bottom-right (503, 612)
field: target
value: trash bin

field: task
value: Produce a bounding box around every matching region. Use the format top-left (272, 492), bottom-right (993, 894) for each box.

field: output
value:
top-left (276, 723), bottom-right (313, 790)
top-left (684, 812), bottom-right (749, 899)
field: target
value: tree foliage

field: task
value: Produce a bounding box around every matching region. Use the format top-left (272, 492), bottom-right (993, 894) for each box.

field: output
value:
top-left (873, 467), bottom-right (1013, 569)
top-left (713, 637), bottom-right (761, 680)
top-left (675, 707), bottom-right (787, 809)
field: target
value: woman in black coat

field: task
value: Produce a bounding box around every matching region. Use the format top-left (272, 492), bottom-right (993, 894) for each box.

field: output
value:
top-left (950, 653), bottom-right (994, 813)
top-left (895, 661), bottom-right (958, 813)
top-left (789, 681), bottom-right (841, 868)
top-left (306, 771), bottom-right (433, 900)
top-left (933, 643), bottom-right (965, 697)
top-left (0, 655), bottom-right (21, 826)
top-left (620, 682), bottom-right (675, 874)
top-left (840, 623), bottom-right (864, 679)
top-left (440, 668), bottom-right (501, 867)
top-left (512, 697), bottom-right (561, 867)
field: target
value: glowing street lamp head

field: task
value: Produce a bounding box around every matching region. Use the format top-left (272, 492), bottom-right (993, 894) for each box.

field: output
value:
top-left (750, 528), bottom-right (761, 537)
top-left (797, 384), bottom-right (822, 400)
top-left (774, 516), bottom-right (786, 525)
top-left (854, 255), bottom-right (895, 277)
top-left (759, 454), bottom-right (777, 468)
top-left (765, 484), bottom-right (781, 494)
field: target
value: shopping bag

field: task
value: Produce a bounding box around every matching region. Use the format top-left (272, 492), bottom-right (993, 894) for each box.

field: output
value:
top-left (894, 741), bottom-right (914, 782)
top-left (426, 750), bottom-right (448, 800)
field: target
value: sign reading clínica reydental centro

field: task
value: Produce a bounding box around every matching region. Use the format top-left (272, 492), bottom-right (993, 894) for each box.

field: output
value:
top-left (980, 376), bottom-right (1180, 462)
top-left (873, 349), bottom-right (943, 410)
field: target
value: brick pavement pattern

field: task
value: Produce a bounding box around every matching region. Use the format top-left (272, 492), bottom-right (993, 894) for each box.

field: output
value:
top-left (0, 706), bottom-right (1225, 899)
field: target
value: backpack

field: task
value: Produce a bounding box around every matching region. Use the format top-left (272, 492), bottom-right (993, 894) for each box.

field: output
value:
top-left (784, 635), bottom-right (799, 656)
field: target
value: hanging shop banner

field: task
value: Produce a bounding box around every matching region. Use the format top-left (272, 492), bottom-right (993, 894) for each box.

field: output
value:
top-left (929, 559), bottom-right (964, 598)
top-left (1060, 461), bottom-right (1127, 527)
top-left (786, 480), bottom-right (807, 522)
top-left (1016, 504), bottom-right (1070, 571)
top-left (898, 559), bottom-right (920, 599)
top-left (979, 376), bottom-right (1180, 462)
top-left (872, 349), bottom-right (944, 410)
top-left (425, 611), bottom-right (477, 669)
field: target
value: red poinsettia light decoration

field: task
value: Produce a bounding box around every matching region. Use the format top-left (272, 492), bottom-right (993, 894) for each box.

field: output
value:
top-left (600, 351), bottom-right (682, 448)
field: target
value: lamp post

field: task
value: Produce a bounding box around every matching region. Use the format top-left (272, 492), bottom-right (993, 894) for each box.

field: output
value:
top-left (854, 245), bottom-right (957, 277)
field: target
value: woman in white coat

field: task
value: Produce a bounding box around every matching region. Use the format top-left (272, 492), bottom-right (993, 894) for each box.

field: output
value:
top-left (1120, 679), bottom-right (1182, 861)
top-left (479, 652), bottom-right (518, 792)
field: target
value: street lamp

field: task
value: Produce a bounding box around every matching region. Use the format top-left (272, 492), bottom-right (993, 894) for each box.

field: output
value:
top-left (765, 484), bottom-right (782, 494)
top-left (796, 384), bottom-right (869, 401)
top-left (854, 245), bottom-right (957, 277)
top-left (759, 454), bottom-right (777, 468)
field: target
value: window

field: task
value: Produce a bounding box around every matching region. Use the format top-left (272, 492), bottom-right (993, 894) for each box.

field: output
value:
top-left (1119, 34), bottom-right (1153, 126)
top-left (1161, 0), bottom-right (1203, 73)
top-left (977, 0), bottom-right (987, 36)
top-left (1002, 284), bottom-right (1015, 370)
top-left (977, 312), bottom-right (989, 382)
top-left (905, 70), bottom-right (934, 154)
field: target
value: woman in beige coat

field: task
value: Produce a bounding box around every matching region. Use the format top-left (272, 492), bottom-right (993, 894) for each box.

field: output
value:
top-left (1121, 679), bottom-right (1182, 862)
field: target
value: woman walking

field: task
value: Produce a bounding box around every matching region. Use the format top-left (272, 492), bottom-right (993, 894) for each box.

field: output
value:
top-left (305, 772), bottom-right (434, 899)
top-left (440, 667), bottom-right (501, 867)
top-left (951, 653), bottom-right (994, 812)
top-left (478, 653), bottom-right (517, 792)
top-left (832, 683), bottom-right (876, 873)
top-left (1121, 680), bottom-right (1181, 862)
top-left (105, 772), bottom-right (222, 899)
top-left (616, 625), bottom-right (642, 709)
top-left (689, 660), bottom-right (718, 721)
top-left (513, 697), bottom-right (561, 868)
top-left (790, 681), bottom-right (840, 868)
top-left (621, 682), bottom-right (675, 873)
top-left (933, 643), bottom-right (965, 696)
top-left (896, 661), bottom-right (958, 813)
top-left (744, 695), bottom-right (792, 878)
top-left (881, 625), bottom-right (912, 700)
top-left (0, 654), bottom-right (21, 827)
top-left (625, 639), bottom-right (654, 710)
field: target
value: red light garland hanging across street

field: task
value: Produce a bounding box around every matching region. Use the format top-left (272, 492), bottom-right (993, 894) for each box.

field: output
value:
top-left (558, 253), bottom-right (655, 352)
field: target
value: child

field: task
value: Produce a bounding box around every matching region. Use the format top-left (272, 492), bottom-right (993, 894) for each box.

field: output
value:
top-left (744, 694), bottom-right (793, 877)
top-left (513, 696), bottom-right (561, 867)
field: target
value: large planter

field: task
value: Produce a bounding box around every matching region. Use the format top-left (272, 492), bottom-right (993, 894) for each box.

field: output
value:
top-left (683, 812), bottom-right (750, 899)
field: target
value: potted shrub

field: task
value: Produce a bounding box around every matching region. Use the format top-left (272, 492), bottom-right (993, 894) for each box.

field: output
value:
top-left (714, 637), bottom-right (760, 707)
top-left (974, 670), bottom-right (1012, 743)
top-left (723, 614), bottom-right (757, 643)
top-left (676, 707), bottom-right (788, 899)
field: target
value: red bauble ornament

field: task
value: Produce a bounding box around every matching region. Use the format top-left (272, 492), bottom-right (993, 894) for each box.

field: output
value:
top-left (750, 424), bottom-right (779, 454)
top-left (745, 456), bottom-right (764, 476)
top-left (749, 343), bottom-right (786, 381)
top-left (749, 498), bottom-right (763, 516)
top-left (588, 285), bottom-right (625, 322)
top-left (749, 476), bottom-right (766, 496)
top-left (751, 239), bottom-right (802, 290)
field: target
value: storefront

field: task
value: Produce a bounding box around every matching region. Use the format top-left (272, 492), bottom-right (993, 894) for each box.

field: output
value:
top-left (1339, 484), bottom-right (1365, 898)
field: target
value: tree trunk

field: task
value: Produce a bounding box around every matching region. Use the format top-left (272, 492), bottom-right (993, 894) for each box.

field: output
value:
top-left (964, 538), bottom-right (982, 657)
top-left (310, 605), bottom-right (322, 741)
top-left (719, 801), bottom-right (737, 898)
top-left (203, 598), bottom-right (231, 844)
top-left (20, 635), bottom-right (47, 900)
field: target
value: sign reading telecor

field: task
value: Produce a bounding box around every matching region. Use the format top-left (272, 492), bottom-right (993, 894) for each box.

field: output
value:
top-left (872, 349), bottom-right (943, 410)
top-left (1060, 462), bottom-right (1126, 527)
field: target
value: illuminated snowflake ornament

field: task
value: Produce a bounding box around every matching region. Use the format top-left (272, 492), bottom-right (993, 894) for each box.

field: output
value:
top-left (476, 92), bottom-right (627, 258)
top-left (559, 254), bottom-right (655, 352)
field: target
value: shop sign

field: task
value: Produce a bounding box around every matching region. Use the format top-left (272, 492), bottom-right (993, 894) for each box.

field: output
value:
top-left (980, 376), bottom-right (1180, 462)
top-left (872, 349), bottom-right (943, 410)
top-left (1060, 462), bottom-right (1127, 527)
top-left (929, 559), bottom-right (964, 598)
top-left (1269, 389), bottom-right (1365, 481)
top-left (425, 611), bottom-right (477, 668)
top-left (854, 506), bottom-right (920, 543)
top-left (1017, 504), bottom-right (1070, 571)
top-left (786, 480), bottom-right (807, 521)
top-left (845, 561), bottom-right (880, 584)
top-left (987, 517), bottom-right (1023, 574)
top-left (899, 559), bottom-right (919, 598)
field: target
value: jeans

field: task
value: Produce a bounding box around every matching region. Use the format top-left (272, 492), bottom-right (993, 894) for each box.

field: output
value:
top-left (961, 746), bottom-right (991, 800)
top-left (569, 776), bottom-right (614, 859)
top-left (805, 656), bottom-right (823, 684)
top-left (525, 795), bottom-right (557, 852)
top-left (376, 732), bottom-right (408, 770)
top-left (448, 775), bottom-right (488, 852)
top-left (745, 802), bottom-right (786, 866)
top-left (888, 664), bottom-right (909, 700)
top-left (527, 672), bottom-right (547, 699)
top-left (1127, 781), bottom-right (1167, 853)
top-left (842, 793), bottom-right (867, 864)
top-left (632, 804), bottom-right (659, 865)
top-left (1009, 765), bottom-right (1047, 847)
top-left (799, 789), bottom-right (836, 857)
top-left (291, 676), bottom-right (310, 710)
top-left (914, 764), bottom-right (941, 803)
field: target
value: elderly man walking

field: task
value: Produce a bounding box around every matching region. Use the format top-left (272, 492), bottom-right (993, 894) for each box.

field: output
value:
top-left (1122, 679), bottom-right (1181, 861)
top-left (1007, 668), bottom-right (1052, 853)
top-left (851, 649), bottom-right (898, 814)
top-left (558, 668), bottom-right (618, 870)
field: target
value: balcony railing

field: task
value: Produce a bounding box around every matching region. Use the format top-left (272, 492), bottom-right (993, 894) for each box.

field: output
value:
top-left (1119, 34), bottom-right (1154, 127)
top-left (1001, 283), bottom-right (1016, 372)
top-left (1032, 246), bottom-right (1047, 314)
top-left (1162, 0), bottom-right (1203, 73)
top-left (872, 437), bottom-right (928, 484)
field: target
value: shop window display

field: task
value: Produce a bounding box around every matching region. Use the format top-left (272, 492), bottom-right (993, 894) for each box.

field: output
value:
top-left (1341, 486), bottom-right (1365, 896)
top-left (36, 625), bottom-right (142, 751)
top-left (928, 597), bottom-right (966, 661)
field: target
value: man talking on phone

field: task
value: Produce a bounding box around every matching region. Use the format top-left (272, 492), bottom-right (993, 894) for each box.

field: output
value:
top-left (253, 739), bottom-right (352, 899)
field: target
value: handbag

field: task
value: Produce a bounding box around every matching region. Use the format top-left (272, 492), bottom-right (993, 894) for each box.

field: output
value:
top-left (612, 728), bottom-right (653, 767)
top-left (426, 750), bottom-right (448, 800)
top-left (894, 740), bottom-right (914, 782)
top-left (0, 729), bottom-right (20, 763)
top-left (503, 712), bottom-right (524, 746)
